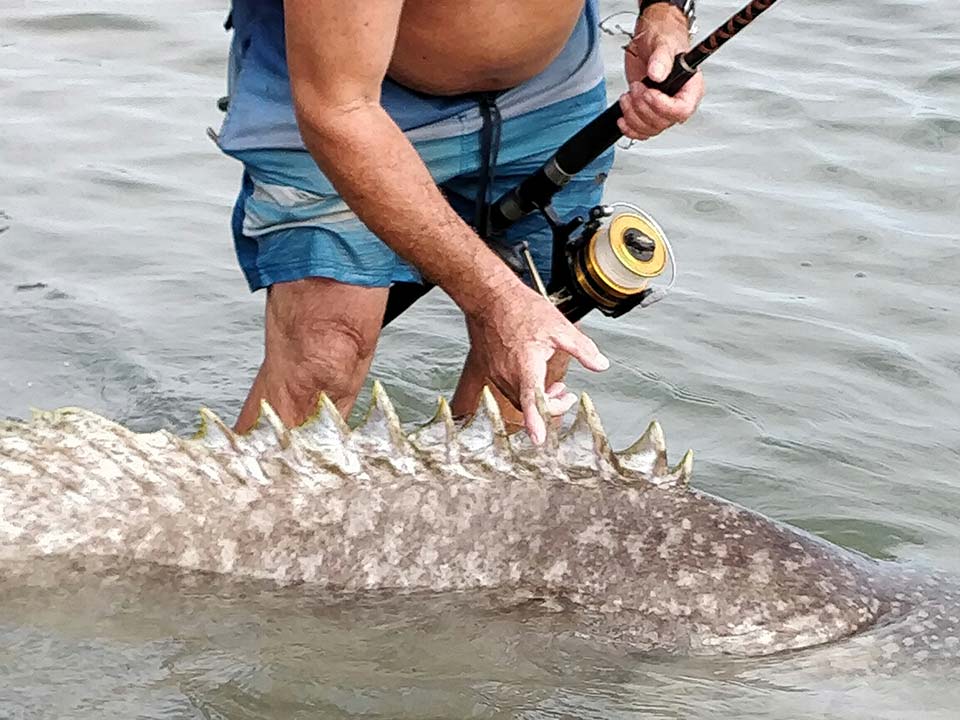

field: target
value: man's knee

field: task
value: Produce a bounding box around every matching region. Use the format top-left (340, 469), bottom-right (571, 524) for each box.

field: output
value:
top-left (263, 277), bottom-right (386, 404)
top-left (286, 316), bottom-right (375, 398)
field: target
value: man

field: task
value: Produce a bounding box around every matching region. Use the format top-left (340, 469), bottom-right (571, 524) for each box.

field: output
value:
top-left (217, 0), bottom-right (704, 443)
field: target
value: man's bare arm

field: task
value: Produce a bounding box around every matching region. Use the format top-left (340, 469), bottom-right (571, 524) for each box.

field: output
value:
top-left (284, 0), bottom-right (520, 315)
top-left (283, 0), bottom-right (609, 442)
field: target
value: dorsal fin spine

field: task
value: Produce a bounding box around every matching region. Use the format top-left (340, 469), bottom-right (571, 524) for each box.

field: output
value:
top-left (456, 386), bottom-right (512, 459)
top-left (620, 420), bottom-right (667, 474)
top-left (258, 400), bottom-right (291, 449)
top-left (195, 407), bottom-right (240, 452)
top-left (298, 392), bottom-right (350, 437)
top-left (356, 381), bottom-right (409, 452)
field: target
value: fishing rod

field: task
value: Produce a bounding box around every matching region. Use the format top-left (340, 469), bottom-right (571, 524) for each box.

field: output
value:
top-left (383, 0), bottom-right (781, 326)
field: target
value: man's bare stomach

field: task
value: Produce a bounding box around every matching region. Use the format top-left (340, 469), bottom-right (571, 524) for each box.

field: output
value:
top-left (388, 0), bottom-right (586, 95)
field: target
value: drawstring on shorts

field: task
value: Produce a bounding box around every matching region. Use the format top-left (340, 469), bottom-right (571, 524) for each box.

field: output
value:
top-left (474, 92), bottom-right (503, 241)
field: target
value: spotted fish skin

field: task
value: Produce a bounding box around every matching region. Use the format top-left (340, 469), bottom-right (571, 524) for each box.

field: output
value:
top-left (0, 384), bottom-right (957, 664)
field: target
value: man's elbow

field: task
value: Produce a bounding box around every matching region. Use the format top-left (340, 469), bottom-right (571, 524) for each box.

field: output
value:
top-left (291, 82), bottom-right (382, 146)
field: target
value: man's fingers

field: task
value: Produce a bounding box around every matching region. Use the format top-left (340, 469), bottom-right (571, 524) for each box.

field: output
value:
top-left (522, 388), bottom-right (575, 445)
top-left (552, 327), bottom-right (609, 373)
top-left (545, 381), bottom-right (567, 398)
top-left (522, 380), bottom-right (575, 445)
top-left (642, 88), bottom-right (693, 124)
top-left (545, 390), bottom-right (577, 417)
top-left (620, 91), bottom-right (671, 139)
top-left (618, 93), bottom-right (653, 140)
top-left (646, 42), bottom-right (674, 82)
top-left (645, 73), bottom-right (705, 123)
top-left (631, 84), bottom-right (676, 129)
top-left (619, 68), bottom-right (704, 141)
top-left (519, 353), bottom-right (550, 445)
top-left (543, 381), bottom-right (578, 416)
top-left (522, 402), bottom-right (547, 446)
top-left (677, 70), bottom-right (706, 100)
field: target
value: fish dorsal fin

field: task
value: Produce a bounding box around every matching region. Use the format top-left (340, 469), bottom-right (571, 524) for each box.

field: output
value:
top-left (262, 400), bottom-right (291, 448)
top-left (240, 400), bottom-right (290, 453)
top-left (300, 392), bottom-right (351, 439)
top-left (356, 381), bottom-right (407, 449)
top-left (408, 396), bottom-right (459, 465)
top-left (654, 448), bottom-right (694, 488)
top-left (457, 387), bottom-right (512, 466)
top-left (507, 389), bottom-right (564, 478)
top-left (29, 408), bottom-right (55, 425)
top-left (291, 392), bottom-right (362, 474)
top-left (559, 393), bottom-right (619, 479)
top-left (194, 407), bottom-right (239, 452)
top-left (354, 381), bottom-right (415, 472)
top-left (617, 420), bottom-right (667, 478)
top-left (191, 407), bottom-right (269, 485)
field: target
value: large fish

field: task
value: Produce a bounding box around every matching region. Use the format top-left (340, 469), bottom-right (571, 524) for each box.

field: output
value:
top-left (1, 383), bottom-right (957, 669)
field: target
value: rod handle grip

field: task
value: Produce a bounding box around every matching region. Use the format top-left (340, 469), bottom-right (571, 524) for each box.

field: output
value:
top-left (641, 53), bottom-right (696, 97)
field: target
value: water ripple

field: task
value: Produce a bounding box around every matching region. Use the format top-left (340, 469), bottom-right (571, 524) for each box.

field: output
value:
top-left (10, 12), bottom-right (162, 33)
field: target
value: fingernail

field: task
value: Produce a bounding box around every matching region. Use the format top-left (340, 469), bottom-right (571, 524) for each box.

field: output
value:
top-left (651, 62), bottom-right (666, 79)
top-left (545, 381), bottom-right (566, 398)
top-left (597, 354), bottom-right (610, 371)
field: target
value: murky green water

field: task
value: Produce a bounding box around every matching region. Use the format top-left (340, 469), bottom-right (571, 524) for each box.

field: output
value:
top-left (1, 0), bottom-right (959, 717)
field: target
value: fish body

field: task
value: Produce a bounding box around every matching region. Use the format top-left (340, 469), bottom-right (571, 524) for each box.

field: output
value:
top-left (1, 384), bottom-right (957, 666)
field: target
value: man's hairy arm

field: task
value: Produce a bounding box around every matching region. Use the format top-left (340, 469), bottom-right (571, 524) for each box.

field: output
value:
top-left (283, 0), bottom-right (608, 442)
top-left (284, 0), bottom-right (519, 315)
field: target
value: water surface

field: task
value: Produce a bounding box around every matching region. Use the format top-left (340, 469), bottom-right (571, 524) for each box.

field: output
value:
top-left (1, 0), bottom-right (959, 717)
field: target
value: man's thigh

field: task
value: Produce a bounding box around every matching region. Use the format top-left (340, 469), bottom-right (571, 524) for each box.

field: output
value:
top-left (229, 164), bottom-right (422, 294)
top-left (227, 126), bottom-right (475, 294)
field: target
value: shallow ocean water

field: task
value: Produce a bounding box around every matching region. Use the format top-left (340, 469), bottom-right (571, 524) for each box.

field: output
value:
top-left (1, 0), bottom-right (959, 717)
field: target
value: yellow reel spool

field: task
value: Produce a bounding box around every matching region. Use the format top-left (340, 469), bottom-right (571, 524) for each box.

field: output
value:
top-left (576, 211), bottom-right (669, 309)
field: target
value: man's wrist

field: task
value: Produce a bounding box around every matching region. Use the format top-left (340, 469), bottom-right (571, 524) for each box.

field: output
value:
top-left (639, 0), bottom-right (696, 31)
top-left (447, 258), bottom-right (528, 318)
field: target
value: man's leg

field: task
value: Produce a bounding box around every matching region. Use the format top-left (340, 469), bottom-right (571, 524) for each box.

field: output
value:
top-left (235, 277), bottom-right (388, 433)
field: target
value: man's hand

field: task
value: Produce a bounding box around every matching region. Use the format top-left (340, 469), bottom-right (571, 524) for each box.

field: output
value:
top-left (465, 283), bottom-right (609, 445)
top-left (618, 4), bottom-right (705, 140)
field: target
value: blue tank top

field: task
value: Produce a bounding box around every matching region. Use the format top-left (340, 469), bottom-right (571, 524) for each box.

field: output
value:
top-left (217, 0), bottom-right (604, 152)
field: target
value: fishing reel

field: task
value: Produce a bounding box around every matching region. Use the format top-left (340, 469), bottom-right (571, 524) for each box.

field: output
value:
top-left (519, 201), bottom-right (677, 323)
top-left (380, 0), bottom-right (776, 330)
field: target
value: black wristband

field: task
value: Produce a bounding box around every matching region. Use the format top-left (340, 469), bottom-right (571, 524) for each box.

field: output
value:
top-left (639, 0), bottom-right (697, 30)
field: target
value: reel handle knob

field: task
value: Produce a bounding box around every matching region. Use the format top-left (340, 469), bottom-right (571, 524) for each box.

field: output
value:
top-left (623, 228), bottom-right (657, 262)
